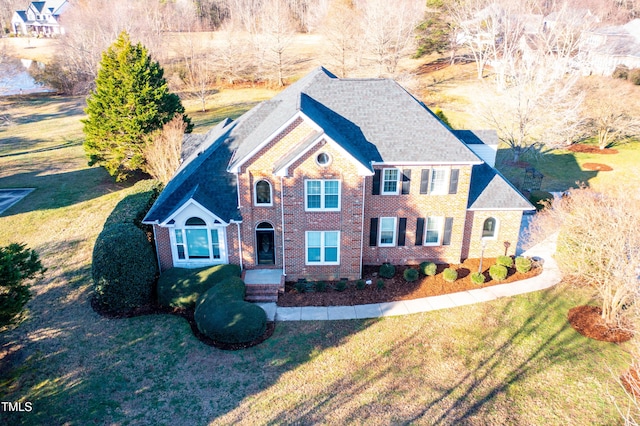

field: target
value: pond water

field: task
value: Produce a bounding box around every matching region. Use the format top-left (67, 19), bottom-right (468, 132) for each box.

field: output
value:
top-left (0, 59), bottom-right (53, 95)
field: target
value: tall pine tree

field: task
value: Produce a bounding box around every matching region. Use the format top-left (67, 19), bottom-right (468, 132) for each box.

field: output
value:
top-left (83, 32), bottom-right (192, 181)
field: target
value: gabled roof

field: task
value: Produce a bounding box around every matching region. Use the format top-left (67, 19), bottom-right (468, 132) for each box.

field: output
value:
top-left (467, 163), bottom-right (534, 210)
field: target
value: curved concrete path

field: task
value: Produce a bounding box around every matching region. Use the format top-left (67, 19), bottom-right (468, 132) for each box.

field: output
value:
top-left (257, 234), bottom-right (560, 322)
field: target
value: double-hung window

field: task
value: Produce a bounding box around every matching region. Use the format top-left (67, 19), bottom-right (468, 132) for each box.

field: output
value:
top-left (424, 216), bottom-right (444, 246)
top-left (306, 231), bottom-right (340, 264)
top-left (379, 217), bottom-right (397, 246)
top-left (430, 168), bottom-right (449, 195)
top-left (305, 180), bottom-right (340, 211)
top-left (382, 168), bottom-right (400, 194)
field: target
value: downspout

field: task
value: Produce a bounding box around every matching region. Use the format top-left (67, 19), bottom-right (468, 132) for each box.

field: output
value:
top-left (152, 223), bottom-right (162, 274)
top-left (359, 176), bottom-right (366, 279)
top-left (280, 176), bottom-right (286, 276)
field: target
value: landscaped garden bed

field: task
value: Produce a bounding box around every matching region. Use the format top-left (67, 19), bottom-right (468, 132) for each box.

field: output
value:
top-left (278, 257), bottom-right (542, 307)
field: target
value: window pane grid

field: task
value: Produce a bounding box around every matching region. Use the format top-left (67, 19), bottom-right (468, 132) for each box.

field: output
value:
top-left (425, 217), bottom-right (442, 244)
top-left (306, 180), bottom-right (340, 210)
top-left (306, 231), bottom-right (339, 264)
top-left (379, 217), bottom-right (396, 245)
top-left (430, 169), bottom-right (447, 194)
top-left (383, 169), bottom-right (399, 194)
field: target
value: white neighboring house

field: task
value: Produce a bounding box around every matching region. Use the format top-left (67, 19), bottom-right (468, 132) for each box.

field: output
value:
top-left (11, 0), bottom-right (68, 37)
top-left (579, 19), bottom-right (640, 76)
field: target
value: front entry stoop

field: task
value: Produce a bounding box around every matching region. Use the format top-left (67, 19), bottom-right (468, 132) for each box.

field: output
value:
top-left (243, 269), bottom-right (284, 303)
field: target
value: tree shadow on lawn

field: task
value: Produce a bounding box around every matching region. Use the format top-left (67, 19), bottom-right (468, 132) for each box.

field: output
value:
top-left (496, 146), bottom-right (598, 193)
top-left (0, 166), bottom-right (137, 218)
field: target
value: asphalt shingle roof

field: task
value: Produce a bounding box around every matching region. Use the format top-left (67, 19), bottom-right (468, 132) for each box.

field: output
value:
top-left (468, 163), bottom-right (534, 210)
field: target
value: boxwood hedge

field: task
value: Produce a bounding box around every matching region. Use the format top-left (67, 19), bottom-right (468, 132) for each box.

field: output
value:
top-left (157, 264), bottom-right (241, 308)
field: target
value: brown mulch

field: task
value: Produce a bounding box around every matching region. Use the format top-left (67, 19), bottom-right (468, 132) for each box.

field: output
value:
top-left (504, 160), bottom-right (531, 168)
top-left (567, 305), bottom-right (633, 343)
top-left (582, 162), bottom-right (613, 171)
top-left (91, 298), bottom-right (275, 350)
top-left (567, 144), bottom-right (619, 154)
top-left (622, 368), bottom-right (640, 397)
top-left (278, 258), bottom-right (542, 307)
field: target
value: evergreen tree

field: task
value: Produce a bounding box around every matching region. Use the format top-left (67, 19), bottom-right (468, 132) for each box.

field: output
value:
top-left (83, 32), bottom-right (192, 181)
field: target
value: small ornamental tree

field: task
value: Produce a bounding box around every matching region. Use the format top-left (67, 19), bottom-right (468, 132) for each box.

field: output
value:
top-left (0, 243), bottom-right (46, 326)
top-left (83, 31), bottom-right (193, 181)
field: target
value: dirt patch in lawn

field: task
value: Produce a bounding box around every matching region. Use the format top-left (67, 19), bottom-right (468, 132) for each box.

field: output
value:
top-left (504, 160), bottom-right (531, 168)
top-left (91, 298), bottom-right (275, 350)
top-left (567, 144), bottom-right (619, 154)
top-left (278, 258), bottom-right (542, 307)
top-left (582, 162), bottom-right (613, 171)
top-left (567, 305), bottom-right (633, 343)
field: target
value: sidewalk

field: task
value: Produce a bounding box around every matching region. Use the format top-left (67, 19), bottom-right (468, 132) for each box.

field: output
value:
top-left (256, 234), bottom-right (561, 322)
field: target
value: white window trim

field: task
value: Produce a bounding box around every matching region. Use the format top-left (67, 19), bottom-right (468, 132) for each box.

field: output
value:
top-left (305, 231), bottom-right (340, 265)
top-left (304, 179), bottom-right (341, 211)
top-left (381, 168), bottom-right (401, 195)
top-left (378, 217), bottom-right (397, 247)
top-left (429, 168), bottom-right (450, 195)
top-left (254, 179), bottom-right (273, 206)
top-left (171, 226), bottom-right (228, 266)
top-left (481, 217), bottom-right (499, 240)
top-left (424, 216), bottom-right (444, 246)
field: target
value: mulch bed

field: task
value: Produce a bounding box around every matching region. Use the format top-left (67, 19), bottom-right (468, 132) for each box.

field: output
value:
top-left (567, 305), bottom-right (633, 343)
top-left (567, 145), bottom-right (619, 154)
top-left (582, 162), bottom-right (613, 171)
top-left (91, 298), bottom-right (275, 350)
top-left (278, 258), bottom-right (542, 307)
top-left (622, 368), bottom-right (640, 397)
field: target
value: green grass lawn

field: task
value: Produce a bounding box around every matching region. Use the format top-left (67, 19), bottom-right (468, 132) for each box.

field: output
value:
top-left (0, 94), bottom-right (634, 425)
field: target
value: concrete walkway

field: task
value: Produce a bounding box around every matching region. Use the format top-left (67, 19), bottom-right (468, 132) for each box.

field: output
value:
top-left (256, 233), bottom-right (561, 322)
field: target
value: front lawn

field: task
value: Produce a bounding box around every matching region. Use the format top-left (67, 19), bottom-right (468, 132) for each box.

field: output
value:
top-left (0, 94), bottom-right (633, 425)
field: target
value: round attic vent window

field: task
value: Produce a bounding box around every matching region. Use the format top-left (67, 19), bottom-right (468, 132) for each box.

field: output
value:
top-left (316, 152), bottom-right (331, 167)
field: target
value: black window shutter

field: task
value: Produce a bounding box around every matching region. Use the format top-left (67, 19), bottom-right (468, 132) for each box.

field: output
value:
top-left (397, 218), bottom-right (407, 246)
top-left (449, 169), bottom-right (459, 194)
top-left (415, 218), bottom-right (424, 245)
top-left (401, 169), bottom-right (411, 195)
top-left (369, 218), bottom-right (379, 246)
top-left (372, 170), bottom-right (381, 195)
top-left (443, 217), bottom-right (454, 246)
top-left (420, 169), bottom-right (430, 194)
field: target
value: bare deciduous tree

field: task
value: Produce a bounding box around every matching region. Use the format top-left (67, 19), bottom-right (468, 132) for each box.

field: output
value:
top-left (176, 26), bottom-right (216, 111)
top-left (257, 0), bottom-right (296, 86)
top-left (579, 78), bottom-right (640, 150)
top-left (359, 0), bottom-right (423, 77)
top-left (321, 0), bottom-right (362, 78)
top-left (144, 115), bottom-right (187, 184)
top-left (213, 22), bottom-right (254, 84)
top-left (528, 185), bottom-right (640, 325)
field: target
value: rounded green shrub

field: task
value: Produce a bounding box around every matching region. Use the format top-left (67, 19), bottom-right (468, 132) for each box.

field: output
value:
top-left (376, 278), bottom-right (385, 289)
top-left (442, 268), bottom-right (458, 283)
top-left (470, 272), bottom-right (486, 285)
top-left (356, 279), bottom-right (366, 290)
top-left (630, 69), bottom-right (640, 85)
top-left (515, 256), bottom-right (532, 273)
top-left (92, 223), bottom-right (158, 312)
top-left (403, 268), bottom-right (419, 282)
top-left (195, 299), bottom-right (267, 344)
top-left (420, 261), bottom-right (437, 276)
top-left (496, 255), bottom-right (514, 268)
top-left (202, 276), bottom-right (245, 302)
top-left (379, 263), bottom-right (396, 279)
top-left (334, 280), bottom-right (347, 292)
top-left (489, 264), bottom-right (508, 282)
top-left (314, 281), bottom-right (327, 292)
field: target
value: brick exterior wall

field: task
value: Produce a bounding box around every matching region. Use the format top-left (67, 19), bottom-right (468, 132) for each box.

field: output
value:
top-left (362, 165), bottom-right (472, 265)
top-left (461, 210), bottom-right (524, 259)
top-left (154, 224), bottom-right (174, 271)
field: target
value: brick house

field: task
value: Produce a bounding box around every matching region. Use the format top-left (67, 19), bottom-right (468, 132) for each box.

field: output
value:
top-left (142, 67), bottom-right (533, 282)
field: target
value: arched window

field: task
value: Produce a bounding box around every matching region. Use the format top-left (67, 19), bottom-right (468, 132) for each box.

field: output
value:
top-left (185, 217), bottom-right (206, 226)
top-left (255, 180), bottom-right (272, 205)
top-left (174, 216), bottom-right (221, 261)
top-left (482, 217), bottom-right (497, 239)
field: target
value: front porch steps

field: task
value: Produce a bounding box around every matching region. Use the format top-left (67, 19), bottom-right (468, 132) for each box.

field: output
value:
top-left (243, 269), bottom-right (284, 303)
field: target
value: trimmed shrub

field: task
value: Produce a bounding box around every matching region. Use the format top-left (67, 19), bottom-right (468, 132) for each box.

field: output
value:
top-left (104, 180), bottom-right (162, 228)
top-left (420, 261), bottom-right (437, 276)
top-left (157, 264), bottom-right (241, 308)
top-left (613, 64), bottom-right (629, 80)
top-left (295, 280), bottom-right (307, 293)
top-left (356, 279), bottom-right (366, 290)
top-left (204, 276), bottom-right (245, 301)
top-left (379, 263), bottom-right (396, 278)
top-left (489, 264), bottom-right (508, 281)
top-left (470, 272), bottom-right (486, 285)
top-left (403, 268), bottom-right (419, 282)
top-left (376, 278), bottom-right (385, 289)
top-left (334, 280), bottom-right (347, 292)
top-left (314, 281), bottom-right (327, 292)
top-left (195, 299), bottom-right (266, 344)
top-left (515, 256), bottom-right (533, 273)
top-left (92, 223), bottom-right (157, 312)
top-left (496, 255), bottom-right (514, 268)
top-left (443, 268), bottom-right (458, 283)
